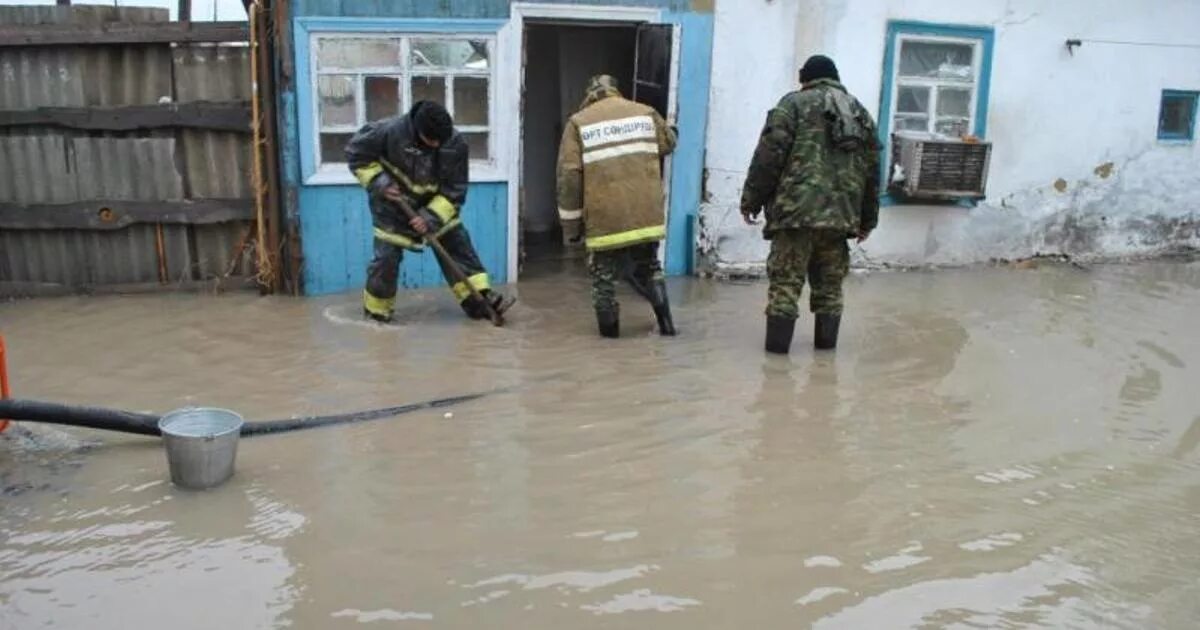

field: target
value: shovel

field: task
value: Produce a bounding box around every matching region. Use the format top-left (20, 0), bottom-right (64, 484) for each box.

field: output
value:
top-left (391, 197), bottom-right (508, 327)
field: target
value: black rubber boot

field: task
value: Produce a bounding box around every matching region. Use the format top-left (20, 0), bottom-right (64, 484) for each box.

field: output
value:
top-left (364, 308), bottom-right (392, 324)
top-left (814, 313), bottom-right (841, 350)
top-left (596, 309), bottom-right (620, 339)
top-left (764, 315), bottom-right (796, 354)
top-left (649, 279), bottom-right (677, 336)
top-left (461, 296), bottom-right (488, 320)
top-left (461, 290), bottom-right (502, 320)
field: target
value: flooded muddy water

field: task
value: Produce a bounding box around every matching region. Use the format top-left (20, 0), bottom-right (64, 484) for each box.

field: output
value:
top-left (2, 261), bottom-right (1200, 628)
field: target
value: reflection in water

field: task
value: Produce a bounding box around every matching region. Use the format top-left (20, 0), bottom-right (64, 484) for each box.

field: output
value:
top-left (0, 481), bottom-right (300, 629)
top-left (814, 553), bottom-right (1102, 629)
top-left (2, 261), bottom-right (1200, 628)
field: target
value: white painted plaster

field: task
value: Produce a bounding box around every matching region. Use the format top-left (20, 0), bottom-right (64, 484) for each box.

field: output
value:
top-left (701, 0), bottom-right (1200, 273)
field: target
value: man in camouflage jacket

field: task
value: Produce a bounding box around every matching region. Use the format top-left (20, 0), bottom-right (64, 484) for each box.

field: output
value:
top-left (740, 55), bottom-right (880, 354)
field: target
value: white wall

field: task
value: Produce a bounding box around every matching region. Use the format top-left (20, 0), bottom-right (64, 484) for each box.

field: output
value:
top-left (702, 0), bottom-right (1200, 273)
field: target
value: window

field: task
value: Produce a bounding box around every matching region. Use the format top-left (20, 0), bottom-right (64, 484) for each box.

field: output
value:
top-left (890, 36), bottom-right (982, 138)
top-left (879, 22), bottom-right (995, 204)
top-left (1158, 90), bottom-right (1197, 141)
top-left (312, 34), bottom-right (493, 170)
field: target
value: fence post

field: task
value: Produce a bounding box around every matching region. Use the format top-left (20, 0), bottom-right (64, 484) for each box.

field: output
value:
top-left (1, 335), bottom-right (10, 433)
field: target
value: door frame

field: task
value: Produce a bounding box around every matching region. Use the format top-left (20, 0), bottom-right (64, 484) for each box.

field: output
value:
top-left (502, 3), bottom-right (674, 282)
top-left (634, 23), bottom-right (682, 268)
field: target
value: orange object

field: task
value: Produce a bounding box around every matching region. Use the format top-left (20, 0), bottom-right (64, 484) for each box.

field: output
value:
top-left (1, 334), bottom-right (9, 433)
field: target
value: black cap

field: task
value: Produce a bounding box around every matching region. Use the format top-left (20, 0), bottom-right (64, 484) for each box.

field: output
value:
top-left (412, 101), bottom-right (453, 143)
top-left (799, 55), bottom-right (840, 84)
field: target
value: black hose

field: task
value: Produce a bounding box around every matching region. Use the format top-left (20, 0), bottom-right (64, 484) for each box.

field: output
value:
top-left (0, 392), bottom-right (487, 438)
top-left (240, 393), bottom-right (484, 436)
top-left (0, 400), bottom-right (160, 436)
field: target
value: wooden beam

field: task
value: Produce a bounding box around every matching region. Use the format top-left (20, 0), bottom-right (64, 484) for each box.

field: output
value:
top-left (0, 21), bottom-right (249, 47)
top-left (0, 199), bottom-right (254, 231)
top-left (0, 102), bottom-right (251, 132)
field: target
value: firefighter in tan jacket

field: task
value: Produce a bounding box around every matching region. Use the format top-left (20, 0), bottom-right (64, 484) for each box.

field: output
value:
top-left (556, 75), bottom-right (678, 338)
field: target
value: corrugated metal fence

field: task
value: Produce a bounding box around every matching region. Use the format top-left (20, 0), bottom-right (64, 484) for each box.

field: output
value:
top-left (0, 6), bottom-right (257, 296)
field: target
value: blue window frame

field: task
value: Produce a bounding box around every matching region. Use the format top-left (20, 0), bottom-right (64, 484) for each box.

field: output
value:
top-left (878, 21), bottom-right (995, 205)
top-left (293, 18), bottom-right (505, 185)
top-left (1158, 90), bottom-right (1197, 141)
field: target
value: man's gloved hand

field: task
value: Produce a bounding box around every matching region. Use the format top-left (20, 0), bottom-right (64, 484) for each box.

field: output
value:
top-left (410, 208), bottom-right (443, 236)
top-left (367, 172), bottom-right (398, 199)
top-left (561, 219), bottom-right (584, 247)
top-left (741, 204), bottom-right (763, 225)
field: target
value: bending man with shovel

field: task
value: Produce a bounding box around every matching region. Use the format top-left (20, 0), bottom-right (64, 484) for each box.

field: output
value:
top-left (347, 101), bottom-right (512, 324)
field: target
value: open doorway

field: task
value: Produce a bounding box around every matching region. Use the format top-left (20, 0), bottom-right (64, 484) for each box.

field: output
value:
top-left (519, 21), bottom-right (638, 276)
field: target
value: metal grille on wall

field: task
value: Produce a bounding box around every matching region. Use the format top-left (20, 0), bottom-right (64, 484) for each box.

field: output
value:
top-left (0, 5), bottom-right (278, 296)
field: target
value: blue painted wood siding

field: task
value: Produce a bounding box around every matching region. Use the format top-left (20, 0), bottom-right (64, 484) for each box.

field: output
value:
top-left (299, 182), bottom-right (508, 296)
top-left (281, 1), bottom-right (715, 294)
top-left (664, 10), bottom-right (713, 275)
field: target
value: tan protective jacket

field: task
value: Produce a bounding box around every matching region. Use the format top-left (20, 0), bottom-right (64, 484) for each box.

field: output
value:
top-left (556, 92), bottom-right (677, 251)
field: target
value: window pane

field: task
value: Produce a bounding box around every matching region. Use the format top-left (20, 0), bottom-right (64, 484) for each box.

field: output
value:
top-left (1160, 94), bottom-right (1196, 137)
top-left (897, 85), bottom-right (929, 114)
top-left (412, 76), bottom-right (447, 107)
top-left (365, 76), bottom-right (400, 123)
top-left (320, 133), bottom-right (353, 163)
top-left (462, 132), bottom-right (488, 160)
top-left (935, 118), bottom-right (969, 137)
top-left (318, 38), bottom-right (399, 69)
top-left (454, 77), bottom-right (489, 126)
top-left (899, 40), bottom-right (974, 80)
top-left (894, 115), bottom-right (929, 132)
top-left (937, 88), bottom-right (971, 117)
top-left (318, 75), bottom-right (356, 127)
top-left (411, 39), bottom-right (489, 71)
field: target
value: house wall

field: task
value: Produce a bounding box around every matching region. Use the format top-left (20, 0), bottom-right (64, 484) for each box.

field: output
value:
top-left (282, 0), bottom-right (714, 295)
top-left (701, 0), bottom-right (1200, 274)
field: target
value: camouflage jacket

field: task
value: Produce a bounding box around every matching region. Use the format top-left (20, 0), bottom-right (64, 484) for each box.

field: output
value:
top-left (740, 79), bottom-right (880, 238)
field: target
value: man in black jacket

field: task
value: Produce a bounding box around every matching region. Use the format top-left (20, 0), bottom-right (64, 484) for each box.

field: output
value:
top-left (345, 101), bottom-right (508, 323)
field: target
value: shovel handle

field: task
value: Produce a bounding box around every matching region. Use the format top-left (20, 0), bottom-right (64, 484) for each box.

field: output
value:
top-left (391, 198), bottom-right (504, 326)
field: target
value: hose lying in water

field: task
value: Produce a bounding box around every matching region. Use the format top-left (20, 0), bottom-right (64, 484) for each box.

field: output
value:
top-left (0, 393), bottom-right (486, 438)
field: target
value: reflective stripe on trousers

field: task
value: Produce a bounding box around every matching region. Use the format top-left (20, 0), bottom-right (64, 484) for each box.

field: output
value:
top-left (451, 273), bottom-right (490, 302)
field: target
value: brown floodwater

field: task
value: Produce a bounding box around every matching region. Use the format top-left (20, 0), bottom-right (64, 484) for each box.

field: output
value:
top-left (2, 260), bottom-right (1199, 628)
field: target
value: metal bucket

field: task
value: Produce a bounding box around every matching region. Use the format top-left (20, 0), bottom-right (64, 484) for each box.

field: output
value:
top-left (158, 407), bottom-right (244, 490)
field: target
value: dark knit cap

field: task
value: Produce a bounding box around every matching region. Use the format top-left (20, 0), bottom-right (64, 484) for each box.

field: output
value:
top-left (412, 101), bottom-right (453, 143)
top-left (799, 55), bottom-right (840, 83)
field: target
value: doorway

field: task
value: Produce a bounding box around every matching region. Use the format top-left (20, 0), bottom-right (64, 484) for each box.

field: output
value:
top-left (518, 19), bottom-right (674, 279)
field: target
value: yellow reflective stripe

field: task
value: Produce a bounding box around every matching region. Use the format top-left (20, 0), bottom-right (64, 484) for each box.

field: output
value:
top-left (353, 162), bottom-right (384, 187)
top-left (372, 226), bottom-right (424, 251)
top-left (363, 289), bottom-right (395, 316)
top-left (451, 273), bottom-right (490, 302)
top-left (585, 225), bottom-right (666, 251)
top-left (433, 217), bottom-right (462, 239)
top-left (427, 195), bottom-right (457, 223)
top-left (379, 158), bottom-right (438, 195)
